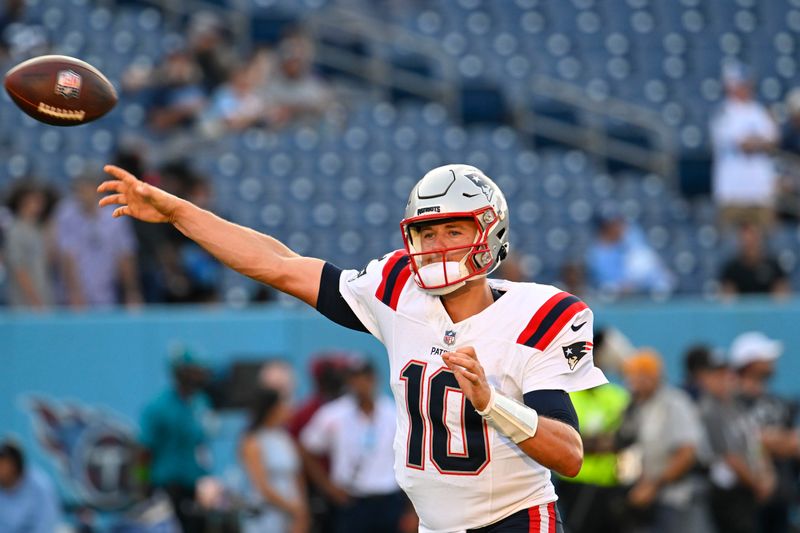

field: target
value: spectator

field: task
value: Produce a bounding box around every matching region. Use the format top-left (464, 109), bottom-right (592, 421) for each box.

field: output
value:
top-left (0, 439), bottom-right (62, 533)
top-left (240, 388), bottom-right (309, 533)
top-left (258, 359), bottom-right (297, 403)
top-left (139, 345), bottom-right (213, 532)
top-left (54, 172), bottom-right (142, 308)
top-left (718, 223), bottom-right (790, 297)
top-left (730, 332), bottom-right (800, 533)
top-left (287, 354), bottom-right (351, 439)
top-left (616, 350), bottom-right (713, 533)
top-left (112, 145), bottom-right (173, 304)
top-left (172, 175), bottom-right (222, 303)
top-left (123, 47), bottom-right (207, 133)
top-left (780, 88), bottom-right (800, 156)
top-left (558, 260), bottom-right (590, 299)
top-left (187, 12), bottom-right (237, 94)
top-left (300, 358), bottom-right (410, 533)
top-left (120, 158), bottom-right (222, 305)
top-left (683, 344), bottom-right (723, 402)
top-left (0, 0), bottom-right (24, 58)
top-left (0, 0), bottom-right (48, 62)
top-left (203, 63), bottom-right (269, 134)
top-left (287, 354), bottom-right (351, 533)
top-left (556, 327), bottom-right (631, 533)
top-left (262, 30), bottom-right (334, 127)
top-left (696, 348), bottom-right (774, 533)
top-left (776, 88), bottom-right (800, 222)
top-left (3, 182), bottom-right (56, 309)
top-left (493, 250), bottom-right (528, 282)
top-left (710, 62), bottom-right (779, 230)
top-left (586, 211), bottom-right (674, 298)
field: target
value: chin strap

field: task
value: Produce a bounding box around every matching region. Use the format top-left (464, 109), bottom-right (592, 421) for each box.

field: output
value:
top-left (475, 386), bottom-right (539, 444)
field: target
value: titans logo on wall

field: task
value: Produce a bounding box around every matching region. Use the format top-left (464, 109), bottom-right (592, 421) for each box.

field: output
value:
top-left (28, 397), bottom-right (138, 510)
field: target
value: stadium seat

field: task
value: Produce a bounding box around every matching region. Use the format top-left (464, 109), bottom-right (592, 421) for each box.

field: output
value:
top-left (250, 10), bottom-right (298, 45)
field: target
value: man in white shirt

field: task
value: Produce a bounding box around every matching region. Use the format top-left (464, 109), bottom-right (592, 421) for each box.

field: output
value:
top-left (301, 358), bottom-right (408, 533)
top-left (710, 62), bottom-right (779, 230)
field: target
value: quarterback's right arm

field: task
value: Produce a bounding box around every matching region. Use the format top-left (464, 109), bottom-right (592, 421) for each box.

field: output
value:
top-left (98, 165), bottom-right (324, 306)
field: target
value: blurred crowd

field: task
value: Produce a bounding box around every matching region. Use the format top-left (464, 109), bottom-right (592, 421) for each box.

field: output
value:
top-left (3, 54), bottom-right (799, 307)
top-left (0, 6), bottom-right (345, 309)
top-left (1, 348), bottom-right (418, 533)
top-left (556, 328), bottom-right (800, 533)
top-left (2, 328), bottom-right (797, 533)
top-left (119, 16), bottom-right (336, 143)
top-left (1, 104), bottom-right (797, 310)
top-left (0, 159), bottom-right (227, 309)
top-left (0, 0), bottom-right (799, 306)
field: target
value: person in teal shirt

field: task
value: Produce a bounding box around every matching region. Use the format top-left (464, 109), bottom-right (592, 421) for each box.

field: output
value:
top-left (139, 346), bottom-right (212, 531)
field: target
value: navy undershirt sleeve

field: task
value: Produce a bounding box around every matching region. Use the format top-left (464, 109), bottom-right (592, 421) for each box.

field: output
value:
top-left (315, 262), bottom-right (369, 333)
top-left (523, 390), bottom-right (580, 432)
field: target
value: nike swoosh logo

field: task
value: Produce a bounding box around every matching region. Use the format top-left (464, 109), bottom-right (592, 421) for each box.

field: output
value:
top-left (570, 322), bottom-right (587, 332)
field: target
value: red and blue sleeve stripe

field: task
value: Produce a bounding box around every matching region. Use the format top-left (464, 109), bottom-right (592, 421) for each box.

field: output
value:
top-left (516, 292), bottom-right (588, 351)
top-left (374, 251), bottom-right (412, 310)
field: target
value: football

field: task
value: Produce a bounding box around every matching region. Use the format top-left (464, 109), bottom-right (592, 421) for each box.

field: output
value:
top-left (4, 55), bottom-right (117, 126)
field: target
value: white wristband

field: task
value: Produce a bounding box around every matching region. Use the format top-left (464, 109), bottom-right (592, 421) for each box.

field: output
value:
top-left (476, 386), bottom-right (539, 444)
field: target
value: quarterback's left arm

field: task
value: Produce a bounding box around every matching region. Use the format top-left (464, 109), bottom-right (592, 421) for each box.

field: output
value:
top-left (520, 305), bottom-right (607, 475)
top-left (517, 417), bottom-right (583, 477)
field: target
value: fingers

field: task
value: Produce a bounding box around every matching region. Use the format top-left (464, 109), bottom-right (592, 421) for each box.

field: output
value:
top-left (442, 357), bottom-right (479, 382)
top-left (98, 194), bottom-right (126, 208)
top-left (444, 353), bottom-right (478, 370)
top-left (97, 180), bottom-right (124, 194)
top-left (442, 353), bottom-right (482, 382)
top-left (103, 164), bottom-right (139, 185)
top-left (113, 206), bottom-right (130, 218)
top-left (456, 345), bottom-right (478, 359)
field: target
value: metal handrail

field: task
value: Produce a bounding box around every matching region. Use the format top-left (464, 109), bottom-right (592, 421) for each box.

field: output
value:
top-left (112, 0), bottom-right (677, 180)
top-left (304, 6), bottom-right (460, 113)
top-left (305, 6), bottom-right (677, 180)
top-left (519, 76), bottom-right (676, 178)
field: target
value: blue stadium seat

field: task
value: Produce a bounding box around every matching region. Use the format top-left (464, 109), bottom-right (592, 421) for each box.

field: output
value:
top-left (458, 82), bottom-right (510, 125)
top-left (250, 9), bottom-right (298, 45)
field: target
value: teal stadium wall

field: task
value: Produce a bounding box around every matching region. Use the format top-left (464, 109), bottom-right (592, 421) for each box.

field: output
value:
top-left (1, 299), bottom-right (798, 505)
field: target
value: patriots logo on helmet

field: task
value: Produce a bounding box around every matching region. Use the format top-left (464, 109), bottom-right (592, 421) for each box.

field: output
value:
top-left (562, 341), bottom-right (592, 370)
top-left (464, 172), bottom-right (494, 202)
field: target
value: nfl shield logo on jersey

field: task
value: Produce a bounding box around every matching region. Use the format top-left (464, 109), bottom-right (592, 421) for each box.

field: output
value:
top-left (443, 330), bottom-right (457, 346)
top-left (55, 70), bottom-right (82, 99)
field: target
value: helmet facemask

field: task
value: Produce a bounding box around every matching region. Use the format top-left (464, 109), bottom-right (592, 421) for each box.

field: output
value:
top-left (401, 208), bottom-right (501, 295)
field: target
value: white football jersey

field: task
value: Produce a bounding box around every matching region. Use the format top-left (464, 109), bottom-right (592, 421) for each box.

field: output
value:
top-left (338, 251), bottom-right (608, 533)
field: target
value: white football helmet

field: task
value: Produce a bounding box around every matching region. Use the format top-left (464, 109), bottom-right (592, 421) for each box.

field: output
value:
top-left (400, 164), bottom-right (509, 295)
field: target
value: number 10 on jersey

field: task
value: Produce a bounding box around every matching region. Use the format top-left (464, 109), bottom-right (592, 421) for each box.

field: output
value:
top-left (400, 361), bottom-right (491, 475)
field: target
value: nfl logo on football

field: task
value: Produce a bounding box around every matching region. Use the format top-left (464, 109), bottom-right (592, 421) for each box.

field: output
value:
top-left (55, 70), bottom-right (82, 99)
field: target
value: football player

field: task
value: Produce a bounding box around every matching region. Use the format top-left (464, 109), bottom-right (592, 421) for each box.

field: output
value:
top-left (99, 163), bottom-right (607, 533)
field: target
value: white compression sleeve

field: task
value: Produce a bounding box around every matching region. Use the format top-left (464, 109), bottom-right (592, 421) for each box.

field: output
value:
top-left (475, 386), bottom-right (539, 443)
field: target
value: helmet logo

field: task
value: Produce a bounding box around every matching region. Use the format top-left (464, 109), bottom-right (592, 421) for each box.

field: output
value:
top-left (465, 173), bottom-right (494, 202)
top-left (417, 206), bottom-right (441, 215)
